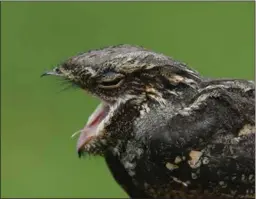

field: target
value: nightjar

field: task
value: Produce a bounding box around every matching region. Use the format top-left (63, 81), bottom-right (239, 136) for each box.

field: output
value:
top-left (42, 44), bottom-right (255, 199)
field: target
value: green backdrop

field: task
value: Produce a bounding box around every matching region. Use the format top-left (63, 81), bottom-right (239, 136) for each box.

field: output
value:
top-left (1, 2), bottom-right (254, 198)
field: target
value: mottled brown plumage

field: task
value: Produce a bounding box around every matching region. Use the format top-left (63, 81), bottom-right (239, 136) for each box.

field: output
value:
top-left (42, 44), bottom-right (255, 198)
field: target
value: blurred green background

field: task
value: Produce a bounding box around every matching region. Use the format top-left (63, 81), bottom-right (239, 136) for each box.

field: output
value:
top-left (1, 2), bottom-right (254, 198)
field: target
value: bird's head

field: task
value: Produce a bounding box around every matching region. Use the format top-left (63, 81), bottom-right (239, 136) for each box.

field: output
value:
top-left (42, 44), bottom-right (201, 157)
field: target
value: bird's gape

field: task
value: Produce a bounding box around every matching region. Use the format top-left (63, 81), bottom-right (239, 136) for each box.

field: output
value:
top-left (76, 103), bottom-right (110, 153)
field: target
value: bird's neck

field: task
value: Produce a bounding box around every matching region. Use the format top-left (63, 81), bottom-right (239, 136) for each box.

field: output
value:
top-left (102, 86), bottom-right (198, 156)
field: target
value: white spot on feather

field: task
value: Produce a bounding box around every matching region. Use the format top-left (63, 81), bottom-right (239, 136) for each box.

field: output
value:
top-left (166, 162), bottom-right (179, 171)
top-left (238, 124), bottom-right (255, 136)
top-left (171, 176), bottom-right (188, 187)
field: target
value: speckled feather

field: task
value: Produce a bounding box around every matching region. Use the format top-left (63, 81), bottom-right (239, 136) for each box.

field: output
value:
top-left (130, 83), bottom-right (255, 198)
top-left (45, 44), bottom-right (255, 199)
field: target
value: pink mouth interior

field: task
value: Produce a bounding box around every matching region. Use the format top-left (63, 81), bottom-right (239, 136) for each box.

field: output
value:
top-left (76, 103), bottom-right (109, 152)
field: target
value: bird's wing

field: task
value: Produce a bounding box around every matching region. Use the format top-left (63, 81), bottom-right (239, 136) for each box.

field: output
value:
top-left (145, 80), bottom-right (255, 197)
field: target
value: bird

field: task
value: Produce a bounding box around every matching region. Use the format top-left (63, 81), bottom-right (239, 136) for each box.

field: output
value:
top-left (42, 44), bottom-right (255, 199)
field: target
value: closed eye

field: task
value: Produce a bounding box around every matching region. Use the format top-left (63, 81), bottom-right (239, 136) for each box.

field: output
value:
top-left (98, 77), bottom-right (124, 89)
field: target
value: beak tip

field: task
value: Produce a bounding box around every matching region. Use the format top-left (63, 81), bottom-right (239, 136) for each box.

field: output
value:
top-left (40, 72), bottom-right (48, 78)
top-left (77, 149), bottom-right (84, 158)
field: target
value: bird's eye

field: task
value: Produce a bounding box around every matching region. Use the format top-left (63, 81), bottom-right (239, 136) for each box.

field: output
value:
top-left (54, 67), bottom-right (61, 74)
top-left (98, 73), bottom-right (124, 89)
